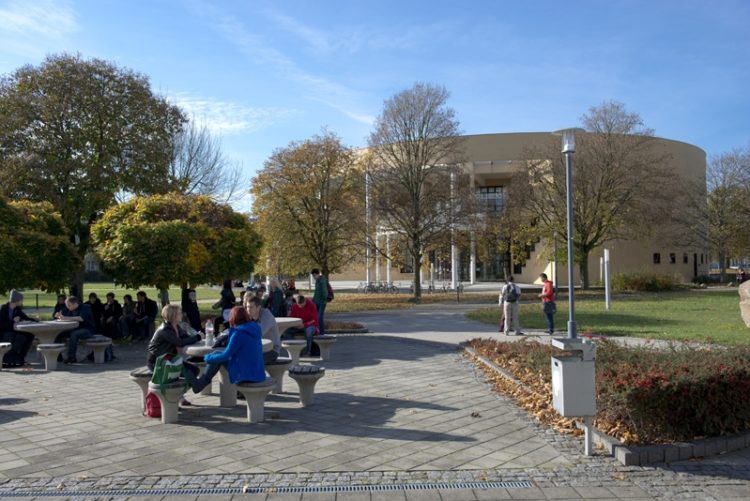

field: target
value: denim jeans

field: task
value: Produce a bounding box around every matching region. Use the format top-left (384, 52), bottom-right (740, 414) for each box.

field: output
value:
top-left (303, 326), bottom-right (316, 356)
top-left (316, 302), bottom-right (326, 336)
top-left (67, 328), bottom-right (94, 359)
top-left (193, 361), bottom-right (224, 393)
top-left (544, 311), bottom-right (555, 333)
top-left (263, 350), bottom-right (279, 364)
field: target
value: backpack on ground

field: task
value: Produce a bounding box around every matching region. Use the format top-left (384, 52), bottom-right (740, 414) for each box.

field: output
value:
top-left (145, 392), bottom-right (161, 418)
top-left (505, 284), bottom-right (520, 303)
top-left (326, 282), bottom-right (334, 302)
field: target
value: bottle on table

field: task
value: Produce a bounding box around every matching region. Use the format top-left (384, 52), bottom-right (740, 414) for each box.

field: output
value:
top-left (205, 319), bottom-right (214, 346)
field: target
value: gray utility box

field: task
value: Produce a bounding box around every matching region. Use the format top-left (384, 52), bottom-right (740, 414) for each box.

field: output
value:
top-left (551, 356), bottom-right (596, 417)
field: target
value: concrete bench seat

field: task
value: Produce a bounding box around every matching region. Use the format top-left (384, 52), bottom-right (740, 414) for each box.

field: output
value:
top-left (37, 343), bottom-right (66, 371)
top-left (147, 379), bottom-right (188, 424)
top-left (281, 340), bottom-right (306, 365)
top-left (0, 342), bottom-right (11, 369)
top-left (129, 366), bottom-right (154, 413)
top-left (288, 365), bottom-right (325, 407)
top-left (313, 335), bottom-right (337, 360)
top-left (236, 378), bottom-right (277, 423)
top-left (82, 335), bottom-right (112, 364)
top-left (264, 356), bottom-right (293, 393)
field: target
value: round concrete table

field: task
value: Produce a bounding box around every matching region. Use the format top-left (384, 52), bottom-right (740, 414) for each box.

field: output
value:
top-left (15, 320), bottom-right (79, 344)
top-left (275, 317), bottom-right (303, 332)
top-left (185, 339), bottom-right (272, 404)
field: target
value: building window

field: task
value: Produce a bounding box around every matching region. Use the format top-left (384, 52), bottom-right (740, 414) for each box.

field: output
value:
top-left (477, 186), bottom-right (505, 213)
top-left (653, 253), bottom-right (661, 264)
top-left (669, 253), bottom-right (676, 264)
top-left (683, 253), bottom-right (688, 264)
top-left (701, 254), bottom-right (704, 264)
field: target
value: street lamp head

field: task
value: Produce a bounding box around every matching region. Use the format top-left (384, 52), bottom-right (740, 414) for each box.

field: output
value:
top-left (561, 130), bottom-right (575, 154)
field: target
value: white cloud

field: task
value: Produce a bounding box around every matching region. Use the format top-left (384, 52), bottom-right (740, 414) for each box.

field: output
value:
top-left (0, 0), bottom-right (78, 39)
top-left (170, 93), bottom-right (295, 134)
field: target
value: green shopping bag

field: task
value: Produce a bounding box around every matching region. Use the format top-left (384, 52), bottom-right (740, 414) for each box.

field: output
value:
top-left (151, 353), bottom-right (186, 397)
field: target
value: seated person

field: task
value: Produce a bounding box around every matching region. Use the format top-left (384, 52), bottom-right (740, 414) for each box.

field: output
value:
top-left (87, 292), bottom-right (105, 332)
top-left (146, 304), bottom-right (202, 375)
top-left (191, 306), bottom-right (265, 393)
top-left (119, 294), bottom-right (136, 339)
top-left (289, 294), bottom-right (319, 357)
top-left (0, 289), bottom-right (38, 367)
top-left (134, 291), bottom-right (158, 341)
top-left (52, 294), bottom-right (67, 318)
top-left (102, 292), bottom-right (123, 339)
top-left (245, 296), bottom-right (280, 363)
top-left (56, 296), bottom-right (96, 364)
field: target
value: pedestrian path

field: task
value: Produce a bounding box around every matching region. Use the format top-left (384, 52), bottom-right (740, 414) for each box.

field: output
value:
top-left (0, 304), bottom-right (748, 499)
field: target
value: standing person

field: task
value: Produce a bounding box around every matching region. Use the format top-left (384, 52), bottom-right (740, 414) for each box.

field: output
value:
top-left (499, 276), bottom-right (523, 336)
top-left (214, 279), bottom-right (236, 334)
top-left (181, 288), bottom-right (202, 333)
top-left (56, 296), bottom-right (96, 364)
top-left (311, 268), bottom-right (328, 337)
top-left (134, 291), bottom-right (158, 341)
top-left (283, 290), bottom-right (296, 316)
top-left (266, 278), bottom-right (286, 317)
top-left (245, 296), bottom-right (280, 363)
top-left (539, 273), bottom-right (556, 335)
top-left (1, 290), bottom-right (38, 367)
top-left (289, 294), bottom-right (319, 357)
top-left (102, 292), bottom-right (123, 339)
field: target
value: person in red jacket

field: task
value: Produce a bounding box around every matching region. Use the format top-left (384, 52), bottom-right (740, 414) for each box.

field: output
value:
top-left (290, 294), bottom-right (319, 356)
top-left (538, 273), bottom-right (556, 335)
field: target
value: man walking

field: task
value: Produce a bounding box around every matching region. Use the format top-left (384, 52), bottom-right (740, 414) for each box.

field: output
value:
top-left (500, 276), bottom-right (523, 336)
top-left (311, 268), bottom-right (328, 337)
top-left (539, 273), bottom-right (556, 335)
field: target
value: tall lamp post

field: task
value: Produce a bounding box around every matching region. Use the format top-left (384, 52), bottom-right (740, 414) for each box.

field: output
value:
top-left (561, 130), bottom-right (577, 340)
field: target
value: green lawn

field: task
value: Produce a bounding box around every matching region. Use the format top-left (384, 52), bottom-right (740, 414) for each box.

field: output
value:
top-left (466, 289), bottom-right (750, 345)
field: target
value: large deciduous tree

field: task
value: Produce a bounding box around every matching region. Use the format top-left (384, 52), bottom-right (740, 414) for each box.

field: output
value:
top-left (0, 198), bottom-right (80, 293)
top-left (91, 193), bottom-right (261, 306)
top-left (367, 83), bottom-right (466, 298)
top-left (0, 53), bottom-right (186, 295)
top-left (251, 130), bottom-right (363, 278)
top-left (514, 101), bottom-right (674, 288)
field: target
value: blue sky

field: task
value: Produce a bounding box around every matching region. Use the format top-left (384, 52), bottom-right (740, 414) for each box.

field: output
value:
top-left (1, 0), bottom-right (749, 210)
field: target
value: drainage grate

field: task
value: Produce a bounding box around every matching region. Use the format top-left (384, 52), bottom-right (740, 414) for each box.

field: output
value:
top-left (0, 480), bottom-right (532, 497)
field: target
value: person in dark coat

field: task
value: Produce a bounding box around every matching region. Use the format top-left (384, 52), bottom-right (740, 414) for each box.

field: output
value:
top-left (87, 292), bottom-right (105, 332)
top-left (1, 289), bottom-right (37, 367)
top-left (102, 292), bottom-right (123, 338)
top-left (181, 288), bottom-right (202, 333)
top-left (55, 296), bottom-right (96, 364)
top-left (134, 291), bottom-right (158, 341)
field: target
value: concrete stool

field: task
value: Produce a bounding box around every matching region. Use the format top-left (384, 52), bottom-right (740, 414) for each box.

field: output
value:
top-left (313, 335), bottom-right (337, 360)
top-left (218, 365), bottom-right (237, 407)
top-left (288, 365), bottom-right (325, 407)
top-left (37, 343), bottom-right (66, 371)
top-left (85, 334), bottom-right (112, 364)
top-left (236, 378), bottom-right (277, 423)
top-left (129, 366), bottom-right (154, 413)
top-left (147, 380), bottom-right (188, 424)
top-left (0, 342), bottom-right (11, 368)
top-left (281, 340), bottom-right (306, 366)
top-left (264, 356), bottom-right (293, 393)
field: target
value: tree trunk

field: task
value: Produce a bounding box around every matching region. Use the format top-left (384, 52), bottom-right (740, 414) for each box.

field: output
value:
top-left (70, 268), bottom-right (85, 299)
top-left (412, 249), bottom-right (422, 299)
top-left (579, 251), bottom-right (590, 290)
top-left (719, 251), bottom-right (726, 283)
top-left (159, 287), bottom-right (170, 308)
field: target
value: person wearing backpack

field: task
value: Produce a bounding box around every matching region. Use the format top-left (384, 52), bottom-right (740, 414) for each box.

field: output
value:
top-left (311, 268), bottom-right (329, 337)
top-left (500, 276), bottom-right (523, 336)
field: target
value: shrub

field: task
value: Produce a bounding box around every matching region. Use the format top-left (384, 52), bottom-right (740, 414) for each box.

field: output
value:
top-left (611, 271), bottom-right (681, 292)
top-left (692, 274), bottom-right (720, 284)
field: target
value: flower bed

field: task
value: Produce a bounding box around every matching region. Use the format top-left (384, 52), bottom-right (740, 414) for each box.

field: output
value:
top-left (467, 338), bottom-right (750, 445)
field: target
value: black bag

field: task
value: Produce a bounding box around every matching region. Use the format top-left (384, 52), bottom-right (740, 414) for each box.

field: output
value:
top-left (505, 284), bottom-right (519, 303)
top-left (326, 282), bottom-right (334, 302)
top-left (543, 301), bottom-right (557, 315)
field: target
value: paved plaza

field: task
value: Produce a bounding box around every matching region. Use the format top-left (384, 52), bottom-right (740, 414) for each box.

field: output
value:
top-left (1, 303), bottom-right (749, 500)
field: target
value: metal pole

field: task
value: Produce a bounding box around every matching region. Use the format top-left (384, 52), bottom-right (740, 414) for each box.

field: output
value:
top-left (565, 150), bottom-right (577, 339)
top-left (365, 171), bottom-right (371, 285)
top-left (604, 248), bottom-right (611, 311)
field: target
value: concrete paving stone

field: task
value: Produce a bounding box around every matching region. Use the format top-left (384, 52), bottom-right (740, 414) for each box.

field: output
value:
top-left (437, 487), bottom-right (479, 500)
top-left (506, 486), bottom-right (546, 500)
top-left (539, 486), bottom-right (581, 499)
top-left (335, 492), bottom-right (371, 501)
top-left (404, 490), bottom-right (442, 501)
top-left (266, 493), bottom-right (302, 501)
top-left (602, 486), bottom-right (651, 498)
top-left (371, 491), bottom-right (407, 501)
top-left (473, 488), bottom-right (513, 500)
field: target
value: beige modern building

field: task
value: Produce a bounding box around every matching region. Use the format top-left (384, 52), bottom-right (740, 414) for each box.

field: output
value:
top-left (333, 131), bottom-right (708, 286)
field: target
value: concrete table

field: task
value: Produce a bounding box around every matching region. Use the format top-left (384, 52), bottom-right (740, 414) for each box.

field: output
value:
top-left (15, 320), bottom-right (78, 345)
top-left (275, 317), bottom-right (303, 332)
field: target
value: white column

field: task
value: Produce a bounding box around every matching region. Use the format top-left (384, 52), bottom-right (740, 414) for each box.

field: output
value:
top-left (375, 232), bottom-right (381, 282)
top-left (450, 170), bottom-right (458, 289)
top-left (386, 233), bottom-right (392, 283)
top-left (365, 171), bottom-right (371, 284)
top-left (470, 234), bottom-right (476, 285)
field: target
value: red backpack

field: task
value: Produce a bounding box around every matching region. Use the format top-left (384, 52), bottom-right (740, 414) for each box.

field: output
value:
top-left (145, 392), bottom-right (161, 418)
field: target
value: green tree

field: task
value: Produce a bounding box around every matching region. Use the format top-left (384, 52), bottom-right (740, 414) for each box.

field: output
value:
top-left (91, 193), bottom-right (262, 306)
top-left (515, 101), bottom-right (674, 288)
top-left (251, 130), bottom-right (364, 278)
top-left (367, 83), bottom-right (466, 298)
top-left (0, 54), bottom-right (186, 295)
top-left (0, 198), bottom-right (80, 293)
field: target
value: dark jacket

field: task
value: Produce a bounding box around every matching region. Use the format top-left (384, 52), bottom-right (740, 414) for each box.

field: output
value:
top-left (103, 300), bottom-right (123, 323)
top-left (181, 289), bottom-right (202, 332)
top-left (136, 297), bottom-right (158, 319)
top-left (219, 287), bottom-right (236, 310)
top-left (266, 288), bottom-right (286, 317)
top-left (146, 322), bottom-right (201, 369)
top-left (61, 303), bottom-right (96, 333)
top-left (0, 303), bottom-right (33, 333)
top-left (87, 299), bottom-right (105, 330)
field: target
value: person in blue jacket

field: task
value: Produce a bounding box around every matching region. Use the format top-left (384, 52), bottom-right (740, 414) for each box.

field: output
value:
top-left (191, 305), bottom-right (265, 393)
